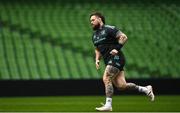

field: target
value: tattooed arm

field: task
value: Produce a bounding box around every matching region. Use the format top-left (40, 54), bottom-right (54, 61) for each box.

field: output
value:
top-left (110, 32), bottom-right (128, 55)
top-left (117, 32), bottom-right (128, 45)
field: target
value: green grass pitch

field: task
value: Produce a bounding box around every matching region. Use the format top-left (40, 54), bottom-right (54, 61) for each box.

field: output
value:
top-left (0, 95), bottom-right (180, 112)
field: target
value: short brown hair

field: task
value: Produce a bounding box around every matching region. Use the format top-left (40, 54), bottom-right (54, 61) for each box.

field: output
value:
top-left (90, 12), bottom-right (105, 24)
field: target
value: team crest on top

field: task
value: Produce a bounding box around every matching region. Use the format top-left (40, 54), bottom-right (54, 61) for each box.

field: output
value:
top-left (101, 30), bottom-right (105, 35)
top-left (93, 35), bottom-right (96, 39)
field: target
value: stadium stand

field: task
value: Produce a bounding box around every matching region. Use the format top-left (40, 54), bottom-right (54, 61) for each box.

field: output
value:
top-left (0, 0), bottom-right (179, 80)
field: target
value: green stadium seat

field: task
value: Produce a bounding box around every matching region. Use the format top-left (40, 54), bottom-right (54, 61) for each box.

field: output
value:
top-left (0, 0), bottom-right (179, 80)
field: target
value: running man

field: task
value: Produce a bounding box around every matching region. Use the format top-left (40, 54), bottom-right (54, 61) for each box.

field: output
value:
top-left (90, 12), bottom-right (155, 112)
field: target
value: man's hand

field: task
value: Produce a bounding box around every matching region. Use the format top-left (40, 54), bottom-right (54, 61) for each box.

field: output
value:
top-left (95, 60), bottom-right (100, 69)
top-left (110, 49), bottom-right (118, 55)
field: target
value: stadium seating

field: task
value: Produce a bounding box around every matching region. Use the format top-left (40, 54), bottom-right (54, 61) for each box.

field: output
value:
top-left (0, 0), bottom-right (179, 80)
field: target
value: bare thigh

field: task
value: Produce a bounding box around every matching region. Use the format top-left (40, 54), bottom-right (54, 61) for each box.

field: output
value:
top-left (112, 71), bottom-right (127, 90)
top-left (103, 65), bottom-right (119, 84)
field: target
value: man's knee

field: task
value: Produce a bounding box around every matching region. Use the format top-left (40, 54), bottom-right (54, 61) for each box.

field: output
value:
top-left (103, 76), bottom-right (111, 84)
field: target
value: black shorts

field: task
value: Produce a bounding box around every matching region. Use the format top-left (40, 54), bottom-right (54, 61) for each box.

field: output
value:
top-left (104, 52), bottom-right (125, 71)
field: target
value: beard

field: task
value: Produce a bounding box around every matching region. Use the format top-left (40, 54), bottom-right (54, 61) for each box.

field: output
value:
top-left (92, 23), bottom-right (100, 30)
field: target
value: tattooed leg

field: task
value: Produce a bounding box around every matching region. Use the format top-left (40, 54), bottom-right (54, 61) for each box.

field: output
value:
top-left (100, 65), bottom-right (121, 108)
top-left (126, 83), bottom-right (139, 90)
top-left (105, 65), bottom-right (120, 77)
top-left (104, 65), bottom-right (119, 97)
top-left (105, 78), bottom-right (114, 98)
